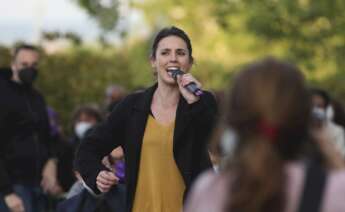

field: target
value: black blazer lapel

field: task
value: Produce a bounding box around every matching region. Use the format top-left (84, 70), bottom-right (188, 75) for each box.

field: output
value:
top-left (126, 84), bottom-right (156, 212)
top-left (173, 96), bottom-right (193, 151)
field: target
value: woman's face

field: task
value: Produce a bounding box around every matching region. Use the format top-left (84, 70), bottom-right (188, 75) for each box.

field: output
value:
top-left (151, 35), bottom-right (192, 85)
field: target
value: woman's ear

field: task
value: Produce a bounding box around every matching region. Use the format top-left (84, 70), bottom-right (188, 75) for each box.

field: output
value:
top-left (149, 57), bottom-right (158, 78)
top-left (149, 56), bottom-right (156, 68)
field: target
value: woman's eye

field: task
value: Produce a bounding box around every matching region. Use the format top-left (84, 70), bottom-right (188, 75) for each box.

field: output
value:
top-left (177, 52), bottom-right (186, 56)
top-left (161, 51), bottom-right (169, 55)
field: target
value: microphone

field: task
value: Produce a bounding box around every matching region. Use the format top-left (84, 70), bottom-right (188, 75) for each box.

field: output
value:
top-left (168, 68), bottom-right (203, 96)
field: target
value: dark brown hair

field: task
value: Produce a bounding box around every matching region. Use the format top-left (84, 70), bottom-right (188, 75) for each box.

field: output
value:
top-left (332, 99), bottom-right (345, 129)
top-left (150, 26), bottom-right (193, 63)
top-left (13, 44), bottom-right (39, 60)
top-left (72, 104), bottom-right (103, 127)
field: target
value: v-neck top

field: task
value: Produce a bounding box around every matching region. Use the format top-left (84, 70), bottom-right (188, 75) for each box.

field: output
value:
top-left (132, 115), bottom-right (185, 212)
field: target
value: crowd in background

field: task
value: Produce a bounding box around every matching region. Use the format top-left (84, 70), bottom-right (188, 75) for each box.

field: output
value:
top-left (1, 28), bottom-right (345, 212)
top-left (0, 45), bottom-right (129, 211)
top-left (43, 60), bottom-right (345, 212)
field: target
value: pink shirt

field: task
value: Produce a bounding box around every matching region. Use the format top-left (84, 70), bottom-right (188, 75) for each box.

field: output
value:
top-left (185, 162), bottom-right (345, 212)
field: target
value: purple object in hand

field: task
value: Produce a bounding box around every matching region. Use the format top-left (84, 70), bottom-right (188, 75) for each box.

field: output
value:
top-left (114, 160), bottom-right (125, 183)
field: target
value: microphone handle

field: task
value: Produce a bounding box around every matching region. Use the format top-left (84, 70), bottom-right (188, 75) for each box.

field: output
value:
top-left (185, 82), bottom-right (203, 97)
top-left (170, 69), bottom-right (203, 96)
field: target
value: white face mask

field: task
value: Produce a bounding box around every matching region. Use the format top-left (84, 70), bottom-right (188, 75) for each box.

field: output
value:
top-left (312, 107), bottom-right (326, 122)
top-left (75, 122), bottom-right (93, 139)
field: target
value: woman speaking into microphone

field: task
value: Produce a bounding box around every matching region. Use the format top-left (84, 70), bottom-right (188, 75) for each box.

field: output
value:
top-left (75, 26), bottom-right (217, 212)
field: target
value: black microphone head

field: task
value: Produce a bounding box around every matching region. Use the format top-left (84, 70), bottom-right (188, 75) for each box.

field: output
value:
top-left (167, 68), bottom-right (184, 80)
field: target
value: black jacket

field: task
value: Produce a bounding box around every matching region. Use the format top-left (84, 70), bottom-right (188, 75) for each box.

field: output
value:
top-left (75, 84), bottom-right (217, 212)
top-left (57, 184), bottom-right (126, 212)
top-left (0, 68), bottom-right (52, 195)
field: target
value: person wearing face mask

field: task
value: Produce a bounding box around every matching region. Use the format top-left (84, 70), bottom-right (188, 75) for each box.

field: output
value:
top-left (0, 44), bottom-right (59, 212)
top-left (75, 122), bottom-right (93, 139)
top-left (69, 105), bottom-right (103, 148)
top-left (75, 26), bottom-right (217, 212)
top-left (58, 105), bottom-right (127, 212)
top-left (68, 105), bottom-right (103, 197)
top-left (311, 88), bottom-right (345, 158)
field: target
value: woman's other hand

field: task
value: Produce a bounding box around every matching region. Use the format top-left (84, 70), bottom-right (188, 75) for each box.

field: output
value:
top-left (96, 170), bottom-right (119, 193)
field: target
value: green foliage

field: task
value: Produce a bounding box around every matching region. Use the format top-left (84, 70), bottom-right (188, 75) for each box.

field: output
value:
top-left (42, 31), bottom-right (83, 45)
top-left (0, 44), bottom-right (153, 130)
top-left (213, 0), bottom-right (345, 72)
top-left (134, 0), bottom-right (345, 97)
top-left (36, 46), bottom-right (148, 129)
top-left (0, 46), bottom-right (11, 65)
top-left (1, 0), bottom-right (345, 131)
top-left (73, 0), bottom-right (120, 32)
top-left (0, 38), bottom-right (231, 130)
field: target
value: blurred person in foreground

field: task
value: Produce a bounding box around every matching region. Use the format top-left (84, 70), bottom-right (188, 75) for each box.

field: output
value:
top-left (75, 26), bottom-right (217, 212)
top-left (0, 44), bottom-right (59, 212)
top-left (185, 58), bottom-right (345, 212)
top-left (311, 88), bottom-right (345, 158)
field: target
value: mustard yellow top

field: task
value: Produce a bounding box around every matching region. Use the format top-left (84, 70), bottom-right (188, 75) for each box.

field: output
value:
top-left (132, 115), bottom-right (185, 212)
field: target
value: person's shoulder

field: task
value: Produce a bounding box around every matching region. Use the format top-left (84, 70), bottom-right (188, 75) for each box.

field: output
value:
top-left (194, 170), bottom-right (215, 185)
top-left (0, 67), bottom-right (12, 88)
top-left (107, 88), bottom-right (149, 114)
top-left (191, 169), bottom-right (225, 194)
top-left (201, 90), bottom-right (216, 100)
top-left (328, 168), bottom-right (345, 188)
top-left (321, 169), bottom-right (345, 211)
top-left (285, 161), bottom-right (306, 175)
top-left (124, 89), bottom-right (146, 101)
top-left (185, 169), bottom-right (228, 212)
top-left (120, 86), bottom-right (154, 105)
top-left (199, 90), bottom-right (217, 107)
top-left (0, 67), bottom-right (12, 80)
top-left (327, 122), bottom-right (345, 134)
top-left (198, 90), bottom-right (218, 115)
top-left (0, 76), bottom-right (8, 91)
top-left (30, 87), bottom-right (46, 102)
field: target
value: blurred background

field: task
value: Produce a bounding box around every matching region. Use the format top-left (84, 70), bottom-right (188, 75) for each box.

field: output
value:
top-left (1, 0), bottom-right (345, 130)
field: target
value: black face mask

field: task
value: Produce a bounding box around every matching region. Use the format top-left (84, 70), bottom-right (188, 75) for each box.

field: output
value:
top-left (18, 67), bottom-right (38, 85)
